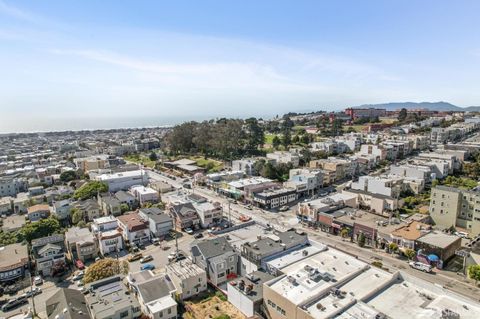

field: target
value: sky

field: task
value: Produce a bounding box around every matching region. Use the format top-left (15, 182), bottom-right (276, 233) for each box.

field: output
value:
top-left (1, 0), bottom-right (480, 132)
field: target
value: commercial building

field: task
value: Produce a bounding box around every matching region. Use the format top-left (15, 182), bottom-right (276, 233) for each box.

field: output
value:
top-left (262, 244), bottom-right (480, 319)
top-left (252, 187), bottom-right (297, 210)
top-left (415, 231), bottom-right (461, 264)
top-left (94, 170), bottom-right (148, 192)
top-left (285, 169), bottom-right (323, 196)
top-left (232, 158), bottom-right (257, 176)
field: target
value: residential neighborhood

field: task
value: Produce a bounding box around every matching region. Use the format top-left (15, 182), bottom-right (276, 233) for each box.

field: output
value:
top-left (2, 109), bottom-right (480, 319)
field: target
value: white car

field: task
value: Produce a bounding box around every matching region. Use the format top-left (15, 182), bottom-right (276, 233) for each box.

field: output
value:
top-left (33, 276), bottom-right (43, 285)
top-left (279, 206), bottom-right (289, 212)
top-left (409, 261), bottom-right (432, 273)
top-left (73, 271), bottom-right (84, 281)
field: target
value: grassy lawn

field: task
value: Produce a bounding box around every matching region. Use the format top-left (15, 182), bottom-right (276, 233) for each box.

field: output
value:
top-left (190, 156), bottom-right (224, 173)
top-left (265, 133), bottom-right (277, 145)
top-left (124, 154), bottom-right (156, 168)
top-left (184, 293), bottom-right (244, 319)
top-left (348, 125), bottom-right (367, 132)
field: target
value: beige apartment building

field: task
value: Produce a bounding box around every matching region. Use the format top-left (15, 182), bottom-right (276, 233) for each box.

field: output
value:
top-left (430, 186), bottom-right (480, 236)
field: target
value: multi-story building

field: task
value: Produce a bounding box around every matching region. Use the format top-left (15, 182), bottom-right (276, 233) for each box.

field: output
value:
top-left (309, 157), bottom-right (356, 182)
top-left (165, 258), bottom-right (207, 300)
top-left (27, 204), bottom-right (51, 222)
top-left (252, 187), bottom-right (297, 210)
top-left (344, 107), bottom-right (387, 119)
top-left (94, 170), bottom-right (148, 192)
top-left (92, 216), bottom-right (124, 255)
top-left (74, 199), bottom-right (101, 222)
top-left (117, 212), bottom-right (150, 245)
top-left (52, 199), bottom-right (72, 221)
top-left (430, 186), bottom-right (480, 236)
top-left (0, 243), bottom-right (29, 283)
top-left (65, 227), bottom-right (98, 262)
top-left (241, 229), bottom-right (308, 270)
top-left (192, 201), bottom-right (223, 228)
top-left (232, 158), bottom-right (257, 176)
top-left (97, 194), bottom-right (122, 216)
top-left (74, 154), bottom-right (110, 172)
top-left (138, 207), bottom-right (173, 239)
top-left (169, 202), bottom-right (201, 230)
top-left (0, 176), bottom-right (28, 197)
top-left (31, 234), bottom-right (66, 276)
top-left (85, 276), bottom-right (141, 319)
top-left (190, 237), bottom-right (240, 286)
top-left (351, 175), bottom-right (403, 198)
top-left (284, 169), bottom-right (323, 196)
top-left (266, 151), bottom-right (300, 167)
top-left (130, 186), bottom-right (159, 205)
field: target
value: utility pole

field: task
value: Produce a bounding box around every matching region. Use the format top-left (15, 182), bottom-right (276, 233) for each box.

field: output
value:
top-left (29, 272), bottom-right (37, 317)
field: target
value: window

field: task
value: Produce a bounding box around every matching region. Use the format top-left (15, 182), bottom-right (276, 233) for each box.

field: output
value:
top-left (120, 311), bottom-right (129, 318)
top-left (159, 311), bottom-right (163, 317)
top-left (168, 308), bottom-right (172, 314)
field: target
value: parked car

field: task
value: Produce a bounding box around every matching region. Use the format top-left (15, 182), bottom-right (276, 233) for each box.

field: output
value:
top-left (454, 231), bottom-right (470, 239)
top-left (193, 233), bottom-right (203, 239)
top-left (72, 271), bottom-right (84, 281)
top-left (409, 261), bottom-right (432, 273)
top-left (2, 299), bottom-right (21, 312)
top-left (33, 276), bottom-right (43, 286)
top-left (184, 228), bottom-right (194, 235)
top-left (140, 264), bottom-right (155, 271)
top-left (25, 287), bottom-right (42, 298)
top-left (279, 205), bottom-right (289, 212)
top-left (151, 238), bottom-right (160, 245)
top-left (168, 251), bottom-right (186, 262)
top-left (140, 255), bottom-right (153, 263)
top-left (128, 253), bottom-right (143, 262)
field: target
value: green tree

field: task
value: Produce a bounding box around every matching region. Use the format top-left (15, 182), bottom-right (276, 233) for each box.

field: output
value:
top-left (59, 170), bottom-right (77, 183)
top-left (398, 108), bottom-right (408, 122)
top-left (404, 248), bottom-right (416, 260)
top-left (245, 117), bottom-right (265, 152)
top-left (120, 203), bottom-right (130, 213)
top-left (388, 242), bottom-right (399, 254)
top-left (73, 181), bottom-right (108, 200)
top-left (84, 258), bottom-right (129, 284)
top-left (357, 232), bottom-right (366, 248)
top-left (71, 208), bottom-right (84, 225)
top-left (468, 265), bottom-right (480, 284)
top-left (272, 136), bottom-right (281, 150)
top-left (340, 228), bottom-right (350, 239)
top-left (148, 152), bottom-right (158, 161)
top-left (20, 217), bottom-right (61, 242)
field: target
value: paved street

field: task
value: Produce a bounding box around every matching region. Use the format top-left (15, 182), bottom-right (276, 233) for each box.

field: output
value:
top-left (147, 170), bottom-right (480, 301)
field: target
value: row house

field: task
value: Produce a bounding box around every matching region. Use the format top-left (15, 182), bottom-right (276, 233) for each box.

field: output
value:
top-left (138, 207), bottom-right (173, 239)
top-left (92, 216), bottom-right (124, 255)
top-left (117, 212), bottom-right (151, 245)
top-left (31, 234), bottom-right (66, 276)
top-left (65, 227), bottom-right (98, 262)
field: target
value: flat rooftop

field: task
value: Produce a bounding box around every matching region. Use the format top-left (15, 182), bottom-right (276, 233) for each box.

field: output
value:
top-left (365, 275), bottom-right (480, 319)
top-left (269, 248), bottom-right (366, 305)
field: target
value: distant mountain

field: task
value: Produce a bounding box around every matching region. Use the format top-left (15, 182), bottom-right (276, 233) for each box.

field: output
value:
top-left (356, 101), bottom-right (464, 112)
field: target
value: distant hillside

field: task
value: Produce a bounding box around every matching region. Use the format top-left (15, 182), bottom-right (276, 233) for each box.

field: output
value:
top-left (356, 101), bottom-right (463, 112)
